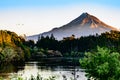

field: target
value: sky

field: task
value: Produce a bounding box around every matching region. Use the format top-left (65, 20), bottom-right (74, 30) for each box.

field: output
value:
top-left (0, 0), bottom-right (120, 36)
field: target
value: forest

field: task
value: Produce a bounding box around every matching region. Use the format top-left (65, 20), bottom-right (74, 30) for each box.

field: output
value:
top-left (1, 30), bottom-right (120, 64)
top-left (35, 30), bottom-right (120, 57)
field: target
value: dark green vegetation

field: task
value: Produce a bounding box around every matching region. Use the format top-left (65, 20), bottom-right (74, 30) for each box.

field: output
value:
top-left (1, 30), bottom-right (120, 63)
top-left (80, 47), bottom-right (120, 80)
top-left (0, 30), bottom-right (30, 64)
top-left (36, 30), bottom-right (120, 56)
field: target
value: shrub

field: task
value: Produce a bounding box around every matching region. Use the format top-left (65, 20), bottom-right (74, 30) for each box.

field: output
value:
top-left (80, 46), bottom-right (120, 80)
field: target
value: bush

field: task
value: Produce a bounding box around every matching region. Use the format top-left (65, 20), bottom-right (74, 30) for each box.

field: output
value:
top-left (80, 46), bottom-right (120, 80)
top-left (0, 47), bottom-right (25, 63)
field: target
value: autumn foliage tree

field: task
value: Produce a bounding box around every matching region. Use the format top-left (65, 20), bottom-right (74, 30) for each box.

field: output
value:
top-left (0, 30), bottom-right (30, 63)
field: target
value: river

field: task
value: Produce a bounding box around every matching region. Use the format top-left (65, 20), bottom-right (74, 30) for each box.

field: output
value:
top-left (0, 57), bottom-right (87, 80)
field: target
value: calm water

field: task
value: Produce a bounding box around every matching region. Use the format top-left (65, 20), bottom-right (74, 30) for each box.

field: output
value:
top-left (0, 57), bottom-right (87, 80)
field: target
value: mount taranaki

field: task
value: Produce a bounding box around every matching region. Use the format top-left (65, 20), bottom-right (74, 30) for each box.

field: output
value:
top-left (27, 12), bottom-right (118, 41)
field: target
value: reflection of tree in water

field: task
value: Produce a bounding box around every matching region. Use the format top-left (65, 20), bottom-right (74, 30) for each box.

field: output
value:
top-left (0, 63), bottom-right (25, 74)
top-left (36, 57), bottom-right (80, 70)
top-left (0, 58), bottom-right (87, 80)
top-left (36, 57), bottom-right (82, 80)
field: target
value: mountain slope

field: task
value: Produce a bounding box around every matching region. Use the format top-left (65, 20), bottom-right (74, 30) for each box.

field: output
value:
top-left (27, 12), bottom-right (118, 41)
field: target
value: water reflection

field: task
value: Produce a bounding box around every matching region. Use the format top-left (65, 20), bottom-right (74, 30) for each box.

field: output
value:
top-left (0, 58), bottom-right (87, 80)
top-left (0, 63), bottom-right (25, 79)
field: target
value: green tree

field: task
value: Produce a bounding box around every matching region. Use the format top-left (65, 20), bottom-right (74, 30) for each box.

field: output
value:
top-left (36, 34), bottom-right (58, 50)
top-left (80, 46), bottom-right (120, 80)
top-left (1, 47), bottom-right (16, 62)
top-left (1, 47), bottom-right (25, 63)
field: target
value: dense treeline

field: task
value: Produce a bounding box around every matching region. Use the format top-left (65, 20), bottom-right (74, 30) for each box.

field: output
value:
top-left (36, 30), bottom-right (120, 56)
top-left (36, 34), bottom-right (59, 50)
top-left (1, 30), bottom-right (120, 63)
top-left (0, 30), bottom-right (30, 64)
